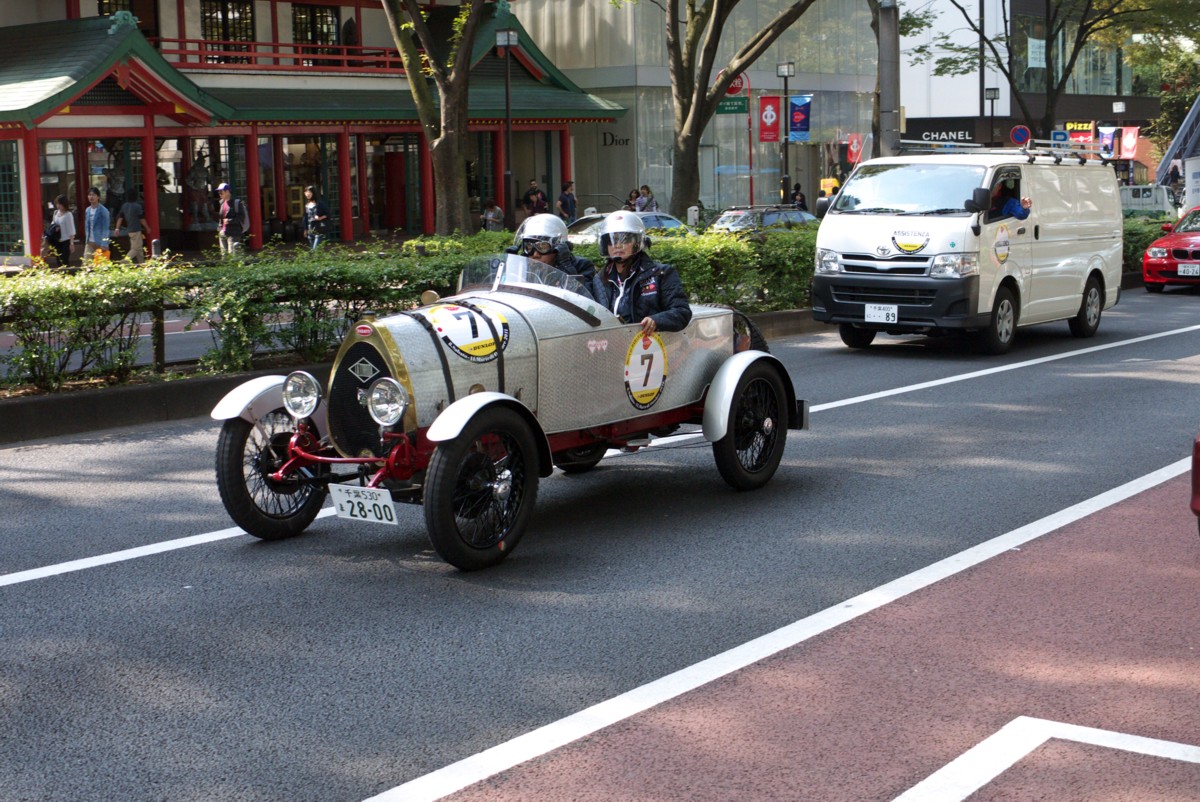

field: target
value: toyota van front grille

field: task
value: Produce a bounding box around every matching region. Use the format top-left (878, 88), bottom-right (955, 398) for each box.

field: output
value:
top-left (831, 285), bottom-right (938, 306)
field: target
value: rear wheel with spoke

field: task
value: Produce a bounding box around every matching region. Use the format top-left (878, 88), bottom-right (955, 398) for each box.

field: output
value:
top-left (713, 362), bottom-right (789, 491)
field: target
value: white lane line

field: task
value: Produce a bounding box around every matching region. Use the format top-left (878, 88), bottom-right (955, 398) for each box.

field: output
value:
top-left (892, 716), bottom-right (1200, 802)
top-left (5, 325), bottom-right (1198, 585)
top-left (364, 457), bottom-right (1191, 802)
top-left (812, 323), bottom-right (1200, 413)
top-left (0, 509), bottom-right (334, 588)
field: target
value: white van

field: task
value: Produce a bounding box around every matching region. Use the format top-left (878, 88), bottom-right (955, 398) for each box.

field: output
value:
top-left (811, 151), bottom-right (1123, 353)
top-left (1119, 184), bottom-right (1176, 217)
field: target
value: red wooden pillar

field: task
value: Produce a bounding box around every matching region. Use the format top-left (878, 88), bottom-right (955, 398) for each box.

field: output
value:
top-left (245, 128), bottom-right (262, 251)
top-left (559, 127), bottom-right (572, 183)
top-left (141, 121), bottom-right (160, 247)
top-left (21, 129), bottom-right (42, 258)
top-left (338, 129), bottom-right (353, 242)
top-left (273, 136), bottom-right (286, 220)
top-left (419, 132), bottom-right (434, 235)
top-left (356, 133), bottom-right (369, 233)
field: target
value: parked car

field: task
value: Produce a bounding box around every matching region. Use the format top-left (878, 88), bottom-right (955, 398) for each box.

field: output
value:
top-left (566, 211), bottom-right (691, 246)
top-left (709, 205), bottom-right (817, 234)
top-left (212, 254), bottom-right (807, 571)
top-left (1143, 205), bottom-right (1200, 293)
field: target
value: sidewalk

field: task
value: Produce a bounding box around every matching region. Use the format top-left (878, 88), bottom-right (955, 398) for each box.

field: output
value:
top-left (430, 469), bottom-right (1200, 801)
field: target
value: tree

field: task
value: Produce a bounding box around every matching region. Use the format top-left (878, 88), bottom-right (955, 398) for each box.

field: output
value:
top-left (907, 0), bottom-right (1198, 139)
top-left (381, 0), bottom-right (486, 235)
top-left (613, 0), bottom-right (822, 214)
top-left (1128, 37), bottom-right (1200, 153)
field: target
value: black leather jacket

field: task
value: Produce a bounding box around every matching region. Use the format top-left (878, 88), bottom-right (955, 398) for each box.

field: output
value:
top-left (589, 252), bottom-right (692, 332)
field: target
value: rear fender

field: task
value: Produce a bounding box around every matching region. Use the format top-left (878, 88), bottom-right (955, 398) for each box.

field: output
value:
top-left (426, 391), bottom-right (553, 478)
top-left (210, 375), bottom-right (329, 440)
top-left (702, 351), bottom-right (807, 441)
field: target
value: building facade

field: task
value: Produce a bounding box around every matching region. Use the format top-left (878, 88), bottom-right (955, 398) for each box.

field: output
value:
top-left (0, 0), bottom-right (621, 262)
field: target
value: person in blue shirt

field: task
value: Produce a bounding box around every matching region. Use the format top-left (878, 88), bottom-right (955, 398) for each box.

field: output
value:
top-left (81, 186), bottom-right (111, 264)
top-left (990, 183), bottom-right (1032, 221)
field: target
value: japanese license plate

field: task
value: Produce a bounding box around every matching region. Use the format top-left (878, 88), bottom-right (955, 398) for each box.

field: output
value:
top-left (1178, 264), bottom-right (1200, 276)
top-left (864, 303), bottom-right (898, 324)
top-left (329, 484), bottom-right (397, 526)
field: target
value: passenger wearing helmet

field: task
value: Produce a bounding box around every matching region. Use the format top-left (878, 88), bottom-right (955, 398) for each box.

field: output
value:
top-left (508, 213), bottom-right (595, 294)
top-left (590, 210), bottom-right (692, 335)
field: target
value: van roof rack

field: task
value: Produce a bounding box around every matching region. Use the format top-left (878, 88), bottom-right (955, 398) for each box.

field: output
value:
top-left (897, 138), bottom-right (1110, 166)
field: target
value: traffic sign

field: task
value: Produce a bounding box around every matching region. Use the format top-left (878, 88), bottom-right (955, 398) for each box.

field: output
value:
top-left (726, 74), bottom-right (745, 95)
top-left (1011, 125), bottom-right (1032, 145)
top-left (717, 96), bottom-right (748, 115)
top-left (1050, 130), bottom-right (1068, 148)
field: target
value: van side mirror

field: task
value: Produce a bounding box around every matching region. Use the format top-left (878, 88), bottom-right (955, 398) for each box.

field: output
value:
top-left (964, 187), bottom-right (991, 214)
top-left (815, 197), bottom-right (831, 219)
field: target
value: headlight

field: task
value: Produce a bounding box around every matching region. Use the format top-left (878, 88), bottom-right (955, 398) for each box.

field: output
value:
top-left (815, 248), bottom-right (840, 274)
top-left (929, 253), bottom-right (979, 279)
top-left (1147, 247), bottom-right (1168, 259)
top-left (282, 371), bottom-right (321, 419)
top-left (367, 377), bottom-right (409, 427)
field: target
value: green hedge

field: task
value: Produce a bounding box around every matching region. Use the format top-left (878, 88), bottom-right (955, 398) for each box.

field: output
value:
top-left (0, 217), bottom-right (1160, 392)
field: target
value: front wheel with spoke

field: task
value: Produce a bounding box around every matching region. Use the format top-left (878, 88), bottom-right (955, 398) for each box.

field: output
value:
top-left (424, 407), bottom-right (540, 570)
top-left (215, 410), bottom-right (327, 540)
top-left (712, 362), bottom-right (789, 491)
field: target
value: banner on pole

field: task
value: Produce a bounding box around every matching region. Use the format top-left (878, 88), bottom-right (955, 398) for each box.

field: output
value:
top-left (759, 97), bottom-right (781, 142)
top-left (1098, 126), bottom-right (1138, 159)
top-left (788, 95), bottom-right (812, 142)
top-left (847, 133), bottom-right (864, 164)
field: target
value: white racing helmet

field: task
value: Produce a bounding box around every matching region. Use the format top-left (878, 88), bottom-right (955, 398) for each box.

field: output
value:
top-left (513, 214), bottom-right (567, 256)
top-left (598, 210), bottom-right (646, 258)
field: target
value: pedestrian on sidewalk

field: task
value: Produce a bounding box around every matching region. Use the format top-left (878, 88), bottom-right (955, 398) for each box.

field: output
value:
top-left (114, 188), bottom-right (149, 263)
top-left (216, 182), bottom-right (249, 256)
top-left (82, 186), bottom-right (111, 264)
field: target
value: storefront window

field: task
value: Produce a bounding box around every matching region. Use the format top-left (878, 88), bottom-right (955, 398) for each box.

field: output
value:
top-left (0, 141), bottom-right (21, 255)
top-left (1015, 14), bottom-right (1129, 96)
top-left (292, 5), bottom-right (340, 66)
top-left (39, 140), bottom-right (76, 230)
top-left (98, 0), bottom-right (131, 13)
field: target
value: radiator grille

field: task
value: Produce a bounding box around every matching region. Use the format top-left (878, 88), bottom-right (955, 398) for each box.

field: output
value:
top-left (831, 285), bottom-right (938, 306)
top-left (328, 342), bottom-right (393, 458)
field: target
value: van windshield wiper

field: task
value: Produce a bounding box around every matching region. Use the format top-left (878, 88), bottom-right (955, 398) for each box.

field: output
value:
top-left (839, 207), bottom-right (905, 214)
top-left (901, 208), bottom-right (967, 216)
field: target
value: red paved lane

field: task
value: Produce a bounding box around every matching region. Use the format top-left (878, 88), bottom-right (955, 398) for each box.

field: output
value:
top-left (443, 472), bottom-right (1200, 801)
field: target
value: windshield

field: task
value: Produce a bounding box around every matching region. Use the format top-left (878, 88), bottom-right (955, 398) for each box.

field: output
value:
top-left (567, 216), bottom-right (603, 235)
top-left (831, 163), bottom-right (987, 216)
top-left (457, 253), bottom-right (587, 295)
top-left (712, 211), bottom-right (755, 230)
top-left (1175, 209), bottom-right (1200, 233)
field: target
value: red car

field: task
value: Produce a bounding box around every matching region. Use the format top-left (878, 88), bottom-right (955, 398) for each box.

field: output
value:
top-left (1143, 205), bottom-right (1200, 292)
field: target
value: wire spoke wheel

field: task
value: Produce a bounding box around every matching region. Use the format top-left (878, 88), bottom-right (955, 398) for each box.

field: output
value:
top-left (713, 361), bottom-right (789, 491)
top-left (425, 407), bottom-right (540, 570)
top-left (216, 410), bottom-right (326, 540)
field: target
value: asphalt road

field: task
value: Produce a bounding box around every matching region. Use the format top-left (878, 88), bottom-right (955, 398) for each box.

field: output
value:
top-left (3, 287), bottom-right (1200, 800)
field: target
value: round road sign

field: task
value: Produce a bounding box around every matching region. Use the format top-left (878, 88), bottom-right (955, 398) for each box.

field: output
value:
top-left (726, 74), bottom-right (745, 95)
top-left (1010, 125), bottom-right (1032, 145)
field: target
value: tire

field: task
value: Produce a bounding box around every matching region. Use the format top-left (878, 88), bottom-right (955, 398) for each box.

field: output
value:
top-left (979, 286), bottom-right (1017, 355)
top-left (553, 443), bottom-right (608, 474)
top-left (839, 323), bottom-right (876, 349)
top-left (1068, 276), bottom-right (1102, 338)
top-left (215, 410), bottom-right (327, 540)
top-left (1145, 283), bottom-right (1164, 293)
top-left (712, 361), bottom-right (789, 491)
top-left (424, 406), bottom-right (540, 570)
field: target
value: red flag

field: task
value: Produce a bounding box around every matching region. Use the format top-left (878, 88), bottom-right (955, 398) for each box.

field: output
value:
top-left (847, 133), bottom-right (864, 164)
top-left (1119, 127), bottom-right (1139, 160)
top-left (759, 97), bottom-right (781, 143)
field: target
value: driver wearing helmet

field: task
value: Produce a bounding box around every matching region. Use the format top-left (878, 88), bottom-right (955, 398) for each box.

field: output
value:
top-left (590, 210), bottom-right (692, 335)
top-left (508, 213), bottom-right (595, 294)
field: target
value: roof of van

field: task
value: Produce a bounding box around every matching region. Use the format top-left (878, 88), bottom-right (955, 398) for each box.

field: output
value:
top-left (861, 152), bottom-right (1110, 168)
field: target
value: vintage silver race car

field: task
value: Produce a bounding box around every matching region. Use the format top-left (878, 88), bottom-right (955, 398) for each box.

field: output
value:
top-left (212, 255), bottom-right (808, 570)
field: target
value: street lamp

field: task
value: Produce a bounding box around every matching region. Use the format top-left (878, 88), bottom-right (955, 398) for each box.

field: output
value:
top-left (497, 28), bottom-right (518, 230)
top-left (1113, 101), bottom-right (1127, 184)
top-left (777, 60), bottom-right (795, 204)
top-left (984, 87), bottom-right (999, 146)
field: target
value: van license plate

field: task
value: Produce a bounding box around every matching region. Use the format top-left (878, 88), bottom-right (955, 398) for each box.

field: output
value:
top-left (865, 304), bottom-right (898, 324)
top-left (1178, 264), bottom-right (1200, 276)
top-left (329, 484), bottom-right (398, 526)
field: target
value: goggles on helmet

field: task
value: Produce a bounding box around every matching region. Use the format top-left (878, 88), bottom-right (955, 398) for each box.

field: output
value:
top-left (521, 238), bottom-right (556, 255)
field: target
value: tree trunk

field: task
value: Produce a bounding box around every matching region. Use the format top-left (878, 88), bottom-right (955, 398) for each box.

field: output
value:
top-left (669, 127), bottom-right (703, 217)
top-left (431, 85), bottom-right (473, 235)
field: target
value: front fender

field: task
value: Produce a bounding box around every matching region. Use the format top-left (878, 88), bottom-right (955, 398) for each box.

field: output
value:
top-left (426, 392), bottom-right (553, 478)
top-left (702, 351), bottom-right (806, 442)
top-left (210, 375), bottom-right (329, 440)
